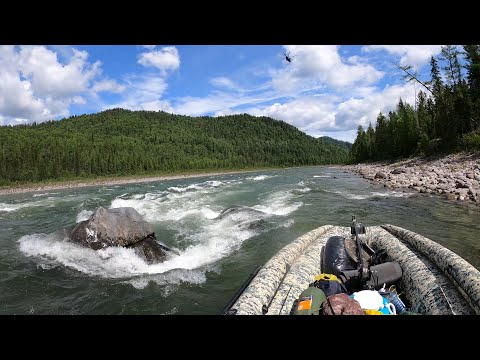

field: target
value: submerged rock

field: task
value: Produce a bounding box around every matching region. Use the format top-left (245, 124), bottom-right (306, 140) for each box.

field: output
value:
top-left (214, 205), bottom-right (266, 220)
top-left (70, 206), bottom-right (173, 264)
top-left (127, 235), bottom-right (172, 263)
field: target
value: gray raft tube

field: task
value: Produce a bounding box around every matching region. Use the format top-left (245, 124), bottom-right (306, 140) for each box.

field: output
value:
top-left (226, 225), bottom-right (480, 315)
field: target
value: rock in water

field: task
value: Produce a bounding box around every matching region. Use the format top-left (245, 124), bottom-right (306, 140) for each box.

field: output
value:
top-left (214, 205), bottom-right (266, 220)
top-left (71, 206), bottom-right (153, 248)
top-left (70, 206), bottom-right (172, 264)
top-left (127, 235), bottom-right (170, 263)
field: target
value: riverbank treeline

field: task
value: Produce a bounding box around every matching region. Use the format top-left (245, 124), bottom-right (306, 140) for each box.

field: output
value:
top-left (0, 110), bottom-right (348, 185)
top-left (350, 45), bottom-right (480, 163)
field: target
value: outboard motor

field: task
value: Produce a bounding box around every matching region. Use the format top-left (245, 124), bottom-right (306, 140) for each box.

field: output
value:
top-left (341, 261), bottom-right (403, 291)
top-left (321, 236), bottom-right (358, 276)
top-left (322, 215), bottom-right (402, 292)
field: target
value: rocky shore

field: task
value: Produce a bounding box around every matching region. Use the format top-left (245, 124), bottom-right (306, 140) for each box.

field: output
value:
top-left (342, 153), bottom-right (480, 206)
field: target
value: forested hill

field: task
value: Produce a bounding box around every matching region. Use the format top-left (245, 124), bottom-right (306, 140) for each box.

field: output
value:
top-left (0, 109), bottom-right (348, 185)
top-left (319, 136), bottom-right (352, 150)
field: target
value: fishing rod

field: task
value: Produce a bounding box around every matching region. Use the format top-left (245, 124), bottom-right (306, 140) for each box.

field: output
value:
top-left (222, 265), bottom-right (262, 315)
top-left (262, 262), bottom-right (291, 314)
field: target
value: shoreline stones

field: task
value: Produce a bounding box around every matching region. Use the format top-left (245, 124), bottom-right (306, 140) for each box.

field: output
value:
top-left (341, 153), bottom-right (480, 206)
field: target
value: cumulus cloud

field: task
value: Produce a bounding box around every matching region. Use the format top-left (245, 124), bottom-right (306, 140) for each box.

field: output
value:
top-left (146, 45), bottom-right (418, 144)
top-left (91, 79), bottom-right (126, 94)
top-left (0, 45), bottom-right (123, 125)
top-left (249, 96), bottom-right (338, 131)
top-left (104, 46), bottom-right (181, 113)
top-left (104, 75), bottom-right (173, 112)
top-left (17, 46), bottom-right (101, 99)
top-left (247, 83), bottom-right (416, 141)
top-left (139, 100), bottom-right (173, 112)
top-left (0, 66), bottom-right (46, 120)
top-left (362, 45), bottom-right (443, 69)
top-left (138, 46), bottom-right (180, 74)
top-left (271, 45), bottom-right (384, 93)
top-left (213, 108), bottom-right (236, 117)
top-left (336, 84), bottom-right (416, 129)
top-left (174, 88), bottom-right (283, 117)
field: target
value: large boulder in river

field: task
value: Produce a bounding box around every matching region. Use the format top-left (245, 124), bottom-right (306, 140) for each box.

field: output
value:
top-left (70, 206), bottom-right (172, 263)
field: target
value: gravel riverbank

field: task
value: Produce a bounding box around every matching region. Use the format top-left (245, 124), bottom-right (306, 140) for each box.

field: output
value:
top-left (342, 153), bottom-right (480, 206)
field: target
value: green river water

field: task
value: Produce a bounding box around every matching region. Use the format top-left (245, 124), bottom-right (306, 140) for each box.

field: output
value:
top-left (1, 166), bottom-right (479, 314)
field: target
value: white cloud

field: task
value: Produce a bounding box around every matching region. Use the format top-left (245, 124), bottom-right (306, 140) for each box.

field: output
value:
top-left (0, 67), bottom-right (45, 121)
top-left (139, 100), bottom-right (173, 112)
top-left (271, 45), bottom-right (384, 93)
top-left (213, 108), bottom-right (237, 117)
top-left (139, 45), bottom-right (417, 144)
top-left (91, 79), bottom-right (126, 94)
top-left (0, 45), bottom-right (121, 125)
top-left (249, 96), bottom-right (338, 132)
top-left (363, 45), bottom-right (443, 69)
top-left (335, 84), bottom-right (416, 129)
top-left (245, 83), bottom-right (417, 142)
top-left (18, 46), bottom-right (101, 98)
top-left (210, 77), bottom-right (240, 91)
top-left (104, 46), bottom-right (181, 113)
top-left (104, 75), bottom-right (173, 112)
top-left (173, 89), bottom-right (283, 117)
top-left (72, 96), bottom-right (86, 105)
top-left (138, 46), bottom-right (180, 73)
top-left (346, 55), bottom-right (368, 65)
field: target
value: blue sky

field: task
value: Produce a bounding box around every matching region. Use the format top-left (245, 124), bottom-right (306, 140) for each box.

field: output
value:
top-left (0, 45), bottom-right (444, 142)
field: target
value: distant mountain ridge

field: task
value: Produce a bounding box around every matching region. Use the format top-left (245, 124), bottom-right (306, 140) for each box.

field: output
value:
top-left (319, 136), bottom-right (352, 149)
top-left (0, 109), bottom-right (349, 185)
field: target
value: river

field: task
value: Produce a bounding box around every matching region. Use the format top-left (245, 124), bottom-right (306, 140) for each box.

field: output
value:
top-left (1, 166), bottom-right (479, 314)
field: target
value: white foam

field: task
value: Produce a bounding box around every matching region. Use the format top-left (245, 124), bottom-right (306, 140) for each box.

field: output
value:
top-left (205, 180), bottom-right (223, 187)
top-left (126, 269), bottom-right (207, 290)
top-left (76, 210), bottom-right (94, 223)
top-left (17, 208), bottom-right (259, 284)
top-left (110, 181), bottom-right (228, 223)
top-left (17, 233), bottom-right (210, 282)
top-left (32, 192), bottom-right (60, 197)
top-left (168, 180), bottom-right (224, 194)
top-left (246, 175), bottom-right (274, 181)
top-left (168, 186), bottom-right (188, 193)
top-left (329, 190), bottom-right (369, 200)
top-left (0, 203), bottom-right (29, 212)
top-left (330, 189), bottom-right (412, 200)
top-left (1, 193), bottom-right (93, 213)
top-left (281, 219), bottom-right (295, 228)
top-left (296, 187), bottom-right (311, 193)
top-left (348, 194), bottom-right (370, 200)
top-left (313, 175), bottom-right (331, 178)
top-left (253, 190), bottom-right (302, 216)
top-left (16, 172), bottom-right (308, 290)
top-left (371, 191), bottom-right (411, 198)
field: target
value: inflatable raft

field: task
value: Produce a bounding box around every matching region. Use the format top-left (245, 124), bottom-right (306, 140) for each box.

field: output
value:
top-left (224, 217), bottom-right (480, 315)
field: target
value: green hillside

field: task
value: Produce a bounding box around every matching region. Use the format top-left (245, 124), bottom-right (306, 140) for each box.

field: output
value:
top-left (0, 109), bottom-right (348, 185)
top-left (319, 136), bottom-right (352, 150)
